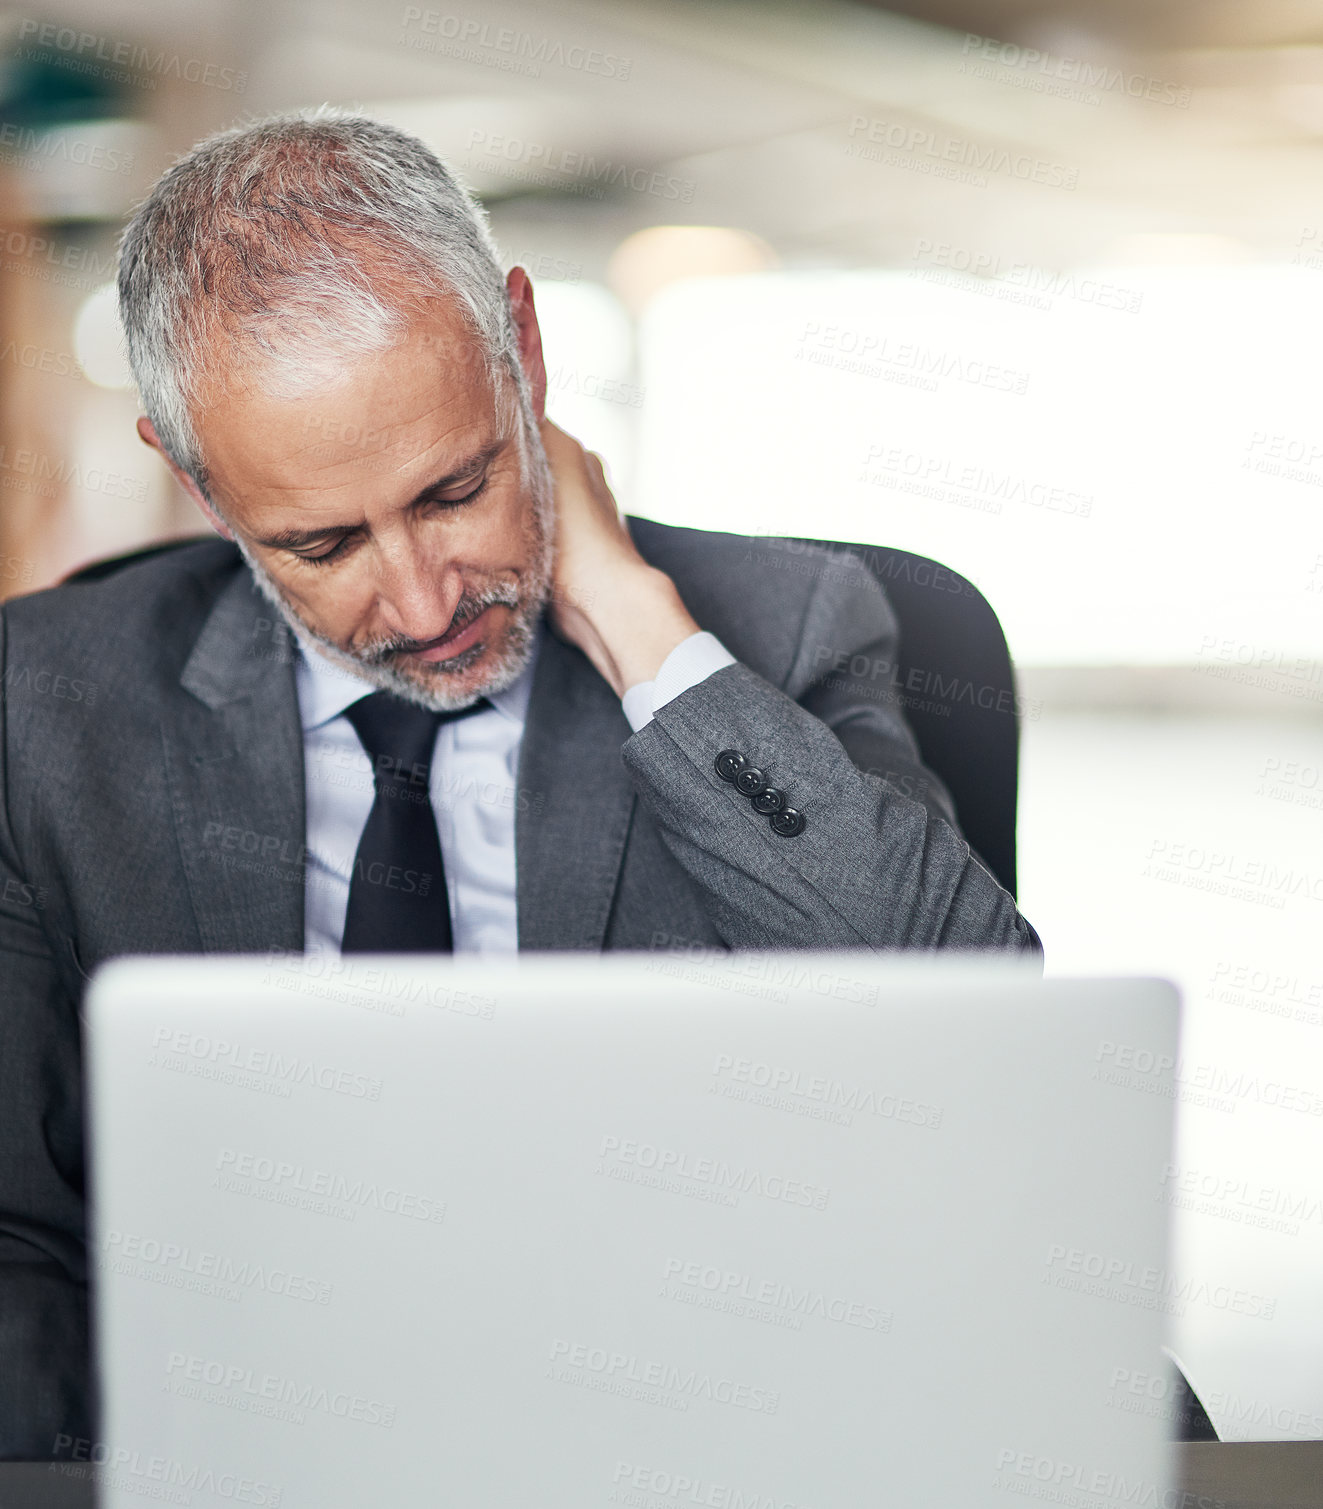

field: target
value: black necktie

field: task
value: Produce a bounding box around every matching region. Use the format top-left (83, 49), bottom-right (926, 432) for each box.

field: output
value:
top-left (340, 691), bottom-right (490, 953)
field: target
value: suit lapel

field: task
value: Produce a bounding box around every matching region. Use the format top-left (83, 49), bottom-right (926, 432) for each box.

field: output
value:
top-left (516, 627), bottom-right (637, 950)
top-left (162, 576), bottom-right (633, 955)
top-left (162, 568), bottom-right (306, 953)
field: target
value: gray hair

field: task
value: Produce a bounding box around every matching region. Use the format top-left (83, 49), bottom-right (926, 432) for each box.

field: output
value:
top-left (117, 107), bottom-right (523, 494)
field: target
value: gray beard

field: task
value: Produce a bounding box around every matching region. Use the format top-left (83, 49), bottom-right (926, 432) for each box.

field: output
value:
top-left (235, 441), bottom-right (554, 713)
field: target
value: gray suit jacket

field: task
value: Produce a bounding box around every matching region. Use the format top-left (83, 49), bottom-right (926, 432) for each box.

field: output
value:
top-left (0, 518), bottom-right (1038, 1456)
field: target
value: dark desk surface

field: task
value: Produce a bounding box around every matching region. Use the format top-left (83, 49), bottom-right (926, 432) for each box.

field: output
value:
top-left (1177, 1442), bottom-right (1323, 1508)
top-left (0, 1463), bottom-right (96, 1507)
top-left (4, 1443), bottom-right (1322, 1508)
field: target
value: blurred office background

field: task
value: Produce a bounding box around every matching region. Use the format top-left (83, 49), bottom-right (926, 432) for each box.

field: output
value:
top-left (1, 0), bottom-right (1320, 1441)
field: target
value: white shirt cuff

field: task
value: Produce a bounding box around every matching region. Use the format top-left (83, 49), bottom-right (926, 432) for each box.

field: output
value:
top-left (622, 631), bottom-right (737, 733)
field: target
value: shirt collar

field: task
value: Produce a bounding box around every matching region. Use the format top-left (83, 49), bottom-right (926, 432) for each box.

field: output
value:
top-left (293, 616), bottom-right (544, 733)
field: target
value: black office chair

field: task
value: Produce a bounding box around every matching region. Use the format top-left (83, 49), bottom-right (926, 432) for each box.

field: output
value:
top-left (790, 539), bottom-right (1021, 899)
top-left (65, 536), bottom-right (1025, 894)
top-left (60, 536), bottom-right (212, 586)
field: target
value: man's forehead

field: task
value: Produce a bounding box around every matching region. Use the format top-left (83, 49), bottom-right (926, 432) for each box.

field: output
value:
top-left (198, 304), bottom-right (508, 505)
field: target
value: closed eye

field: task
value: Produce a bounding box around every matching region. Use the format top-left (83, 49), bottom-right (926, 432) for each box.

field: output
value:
top-left (294, 474), bottom-right (491, 567)
top-left (296, 534), bottom-right (357, 566)
top-left (427, 473), bottom-right (490, 512)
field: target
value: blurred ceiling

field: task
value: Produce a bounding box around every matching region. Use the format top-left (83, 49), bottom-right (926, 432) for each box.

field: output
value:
top-left (878, 0), bottom-right (1323, 48)
top-left (6, 0), bottom-right (1323, 280)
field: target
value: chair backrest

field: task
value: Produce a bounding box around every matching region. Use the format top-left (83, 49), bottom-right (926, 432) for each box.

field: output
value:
top-left (60, 536), bottom-right (210, 585)
top-left (790, 538), bottom-right (1021, 899)
top-left (60, 535), bottom-right (1022, 898)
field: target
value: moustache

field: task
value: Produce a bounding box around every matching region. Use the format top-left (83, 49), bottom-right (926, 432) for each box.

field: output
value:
top-left (356, 583), bottom-right (521, 665)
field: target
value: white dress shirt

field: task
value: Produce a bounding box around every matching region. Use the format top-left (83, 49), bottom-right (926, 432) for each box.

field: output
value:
top-left (295, 621), bottom-right (735, 953)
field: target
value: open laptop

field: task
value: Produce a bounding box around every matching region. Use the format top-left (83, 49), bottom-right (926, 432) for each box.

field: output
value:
top-left (84, 951), bottom-right (1179, 1508)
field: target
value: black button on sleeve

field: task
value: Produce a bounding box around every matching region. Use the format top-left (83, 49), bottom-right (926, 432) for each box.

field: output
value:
top-left (716, 751), bottom-right (805, 835)
top-left (715, 749), bottom-right (747, 781)
top-left (734, 767), bottom-right (768, 797)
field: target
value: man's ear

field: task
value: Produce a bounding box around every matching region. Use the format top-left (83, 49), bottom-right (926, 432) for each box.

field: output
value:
top-left (136, 416), bottom-right (234, 541)
top-left (506, 266), bottom-right (546, 421)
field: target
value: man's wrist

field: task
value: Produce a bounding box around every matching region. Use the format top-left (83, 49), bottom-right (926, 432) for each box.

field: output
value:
top-left (622, 631), bottom-right (738, 733)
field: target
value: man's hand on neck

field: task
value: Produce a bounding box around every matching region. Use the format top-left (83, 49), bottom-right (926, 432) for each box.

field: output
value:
top-left (540, 418), bottom-right (700, 698)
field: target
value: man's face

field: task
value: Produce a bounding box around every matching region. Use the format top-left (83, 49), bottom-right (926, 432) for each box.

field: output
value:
top-left (194, 295), bottom-right (551, 710)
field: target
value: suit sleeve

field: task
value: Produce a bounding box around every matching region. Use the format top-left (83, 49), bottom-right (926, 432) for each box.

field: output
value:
top-left (618, 555), bottom-right (1041, 954)
top-left (0, 606), bottom-right (93, 1458)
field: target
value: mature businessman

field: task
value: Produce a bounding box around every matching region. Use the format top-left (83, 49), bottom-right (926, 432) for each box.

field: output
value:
top-left (0, 110), bottom-right (1039, 1456)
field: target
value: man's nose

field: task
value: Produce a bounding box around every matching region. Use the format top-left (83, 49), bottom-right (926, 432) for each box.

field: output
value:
top-left (372, 547), bottom-right (460, 642)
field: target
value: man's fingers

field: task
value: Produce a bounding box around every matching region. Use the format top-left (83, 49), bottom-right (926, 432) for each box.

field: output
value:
top-left (541, 420), bottom-right (614, 504)
top-left (540, 416), bottom-right (582, 463)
